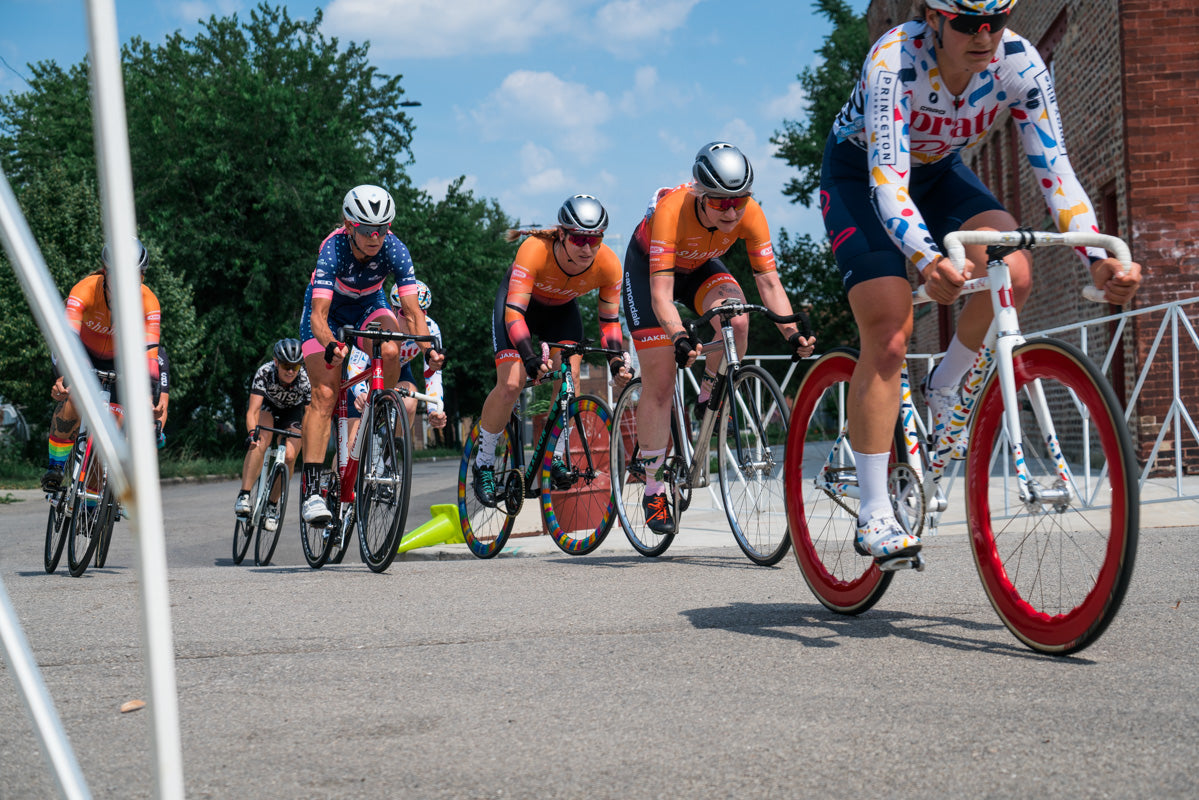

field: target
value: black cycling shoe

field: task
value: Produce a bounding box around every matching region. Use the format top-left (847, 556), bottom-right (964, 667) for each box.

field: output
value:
top-left (40, 467), bottom-right (64, 494)
top-left (549, 456), bottom-right (572, 489)
top-left (643, 492), bottom-right (675, 534)
top-left (472, 464), bottom-right (497, 508)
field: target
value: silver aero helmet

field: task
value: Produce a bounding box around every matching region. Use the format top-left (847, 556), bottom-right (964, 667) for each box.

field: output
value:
top-left (557, 194), bottom-right (609, 234)
top-left (924, 0), bottom-right (1016, 12)
top-left (100, 237), bottom-right (149, 275)
top-left (692, 142), bottom-right (753, 197)
top-left (273, 338), bottom-right (303, 365)
top-left (342, 184), bottom-right (396, 226)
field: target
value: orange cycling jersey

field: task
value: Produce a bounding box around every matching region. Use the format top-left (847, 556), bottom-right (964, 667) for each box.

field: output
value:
top-left (64, 272), bottom-right (161, 363)
top-left (504, 235), bottom-right (624, 353)
top-left (633, 183), bottom-right (777, 277)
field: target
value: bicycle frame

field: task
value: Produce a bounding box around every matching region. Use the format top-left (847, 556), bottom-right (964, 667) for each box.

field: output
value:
top-left (817, 230), bottom-right (1133, 530)
top-left (247, 426), bottom-right (295, 527)
top-left (70, 374), bottom-right (122, 519)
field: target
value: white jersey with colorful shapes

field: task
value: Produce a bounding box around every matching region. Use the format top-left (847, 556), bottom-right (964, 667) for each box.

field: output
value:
top-left (346, 316), bottom-right (443, 411)
top-left (832, 21), bottom-right (1104, 271)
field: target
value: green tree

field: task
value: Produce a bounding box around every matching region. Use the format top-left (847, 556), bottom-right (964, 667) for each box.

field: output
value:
top-left (769, 0), bottom-right (870, 353)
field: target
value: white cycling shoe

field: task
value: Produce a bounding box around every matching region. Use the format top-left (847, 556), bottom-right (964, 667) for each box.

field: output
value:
top-left (262, 503), bottom-right (278, 532)
top-left (301, 494), bottom-right (331, 527)
top-left (855, 514), bottom-right (921, 559)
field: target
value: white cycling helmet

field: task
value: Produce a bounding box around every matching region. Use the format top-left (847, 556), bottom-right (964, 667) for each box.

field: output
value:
top-left (389, 280), bottom-right (432, 312)
top-left (342, 184), bottom-right (395, 227)
top-left (924, 0), bottom-right (1016, 13)
top-left (557, 194), bottom-right (609, 234)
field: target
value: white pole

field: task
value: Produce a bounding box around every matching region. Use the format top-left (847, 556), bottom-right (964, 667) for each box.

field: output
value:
top-left (84, 1), bottom-right (185, 797)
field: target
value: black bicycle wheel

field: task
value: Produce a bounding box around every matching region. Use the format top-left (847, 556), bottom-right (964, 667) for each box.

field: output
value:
top-left (541, 395), bottom-right (616, 555)
top-left (610, 378), bottom-right (676, 557)
top-left (232, 479), bottom-right (258, 565)
top-left (255, 462), bottom-right (289, 566)
top-left (966, 338), bottom-right (1139, 655)
top-left (718, 365), bottom-right (792, 566)
top-left (93, 486), bottom-right (117, 569)
top-left (458, 421), bottom-right (518, 558)
top-left (43, 439), bottom-right (81, 573)
top-left (300, 469), bottom-right (338, 569)
top-left (67, 448), bottom-right (105, 577)
top-left (356, 391), bottom-right (411, 572)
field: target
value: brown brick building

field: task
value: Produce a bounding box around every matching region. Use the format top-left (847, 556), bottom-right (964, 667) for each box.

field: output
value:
top-left (865, 0), bottom-right (1199, 472)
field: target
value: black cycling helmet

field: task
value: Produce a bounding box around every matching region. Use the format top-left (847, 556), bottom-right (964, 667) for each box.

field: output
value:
top-left (557, 194), bottom-right (609, 234)
top-left (273, 338), bottom-right (303, 365)
top-left (692, 142), bottom-right (754, 197)
top-left (100, 238), bottom-right (149, 275)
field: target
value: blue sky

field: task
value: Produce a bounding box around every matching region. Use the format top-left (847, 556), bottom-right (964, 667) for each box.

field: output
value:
top-left (2, 0), bottom-right (870, 250)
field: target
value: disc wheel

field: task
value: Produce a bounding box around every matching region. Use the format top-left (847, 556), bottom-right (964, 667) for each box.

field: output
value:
top-left (610, 378), bottom-right (677, 557)
top-left (541, 395), bottom-right (616, 555)
top-left (356, 391), bottom-right (411, 573)
top-left (784, 349), bottom-right (892, 613)
top-left (458, 421), bottom-right (517, 558)
top-left (967, 339), bottom-right (1138, 655)
top-left (255, 462), bottom-right (290, 566)
top-left (718, 365), bottom-right (792, 566)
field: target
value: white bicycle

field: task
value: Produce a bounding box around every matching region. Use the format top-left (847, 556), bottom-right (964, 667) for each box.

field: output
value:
top-left (785, 230), bottom-right (1139, 655)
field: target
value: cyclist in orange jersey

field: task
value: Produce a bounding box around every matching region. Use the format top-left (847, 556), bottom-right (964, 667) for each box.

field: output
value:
top-left (42, 238), bottom-right (163, 492)
top-left (470, 194), bottom-right (633, 507)
top-left (623, 142), bottom-right (815, 532)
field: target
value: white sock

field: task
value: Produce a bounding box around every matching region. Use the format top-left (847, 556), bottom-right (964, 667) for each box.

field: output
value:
top-left (929, 334), bottom-right (977, 391)
top-left (475, 427), bottom-right (502, 468)
top-left (854, 450), bottom-right (892, 524)
top-left (641, 446), bottom-right (668, 496)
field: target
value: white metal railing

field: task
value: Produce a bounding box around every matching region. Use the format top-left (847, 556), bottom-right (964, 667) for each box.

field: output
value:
top-left (0, 1), bottom-right (184, 798)
top-left (675, 296), bottom-right (1199, 513)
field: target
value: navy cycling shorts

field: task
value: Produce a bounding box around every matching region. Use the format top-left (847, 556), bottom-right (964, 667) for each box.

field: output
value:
top-left (820, 133), bottom-right (1004, 291)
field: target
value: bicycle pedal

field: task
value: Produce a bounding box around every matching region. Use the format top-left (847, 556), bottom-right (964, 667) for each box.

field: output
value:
top-left (876, 552), bottom-right (926, 572)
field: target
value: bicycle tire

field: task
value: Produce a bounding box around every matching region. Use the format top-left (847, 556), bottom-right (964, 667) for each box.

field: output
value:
top-left (67, 448), bottom-right (106, 577)
top-left (232, 479), bottom-right (258, 565)
top-left (43, 439), bottom-right (81, 573)
top-left (610, 378), bottom-right (676, 557)
top-left (357, 390), bottom-right (411, 572)
top-left (93, 485), bottom-right (117, 568)
top-left (300, 469), bottom-right (337, 569)
top-left (784, 348), bottom-right (893, 613)
top-left (966, 338), bottom-right (1139, 655)
top-left (541, 395), bottom-right (616, 555)
top-left (255, 462), bottom-right (289, 566)
top-left (718, 365), bottom-right (792, 566)
top-left (458, 421), bottom-right (518, 558)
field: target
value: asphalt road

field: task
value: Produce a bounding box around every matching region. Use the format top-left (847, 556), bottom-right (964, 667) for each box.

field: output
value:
top-left (1, 465), bottom-right (1197, 799)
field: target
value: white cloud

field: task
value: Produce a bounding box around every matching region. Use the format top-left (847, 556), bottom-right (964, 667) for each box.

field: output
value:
top-left (322, 0), bottom-right (572, 58)
top-left (420, 174), bottom-right (478, 202)
top-left (765, 82), bottom-right (808, 121)
top-left (173, 0), bottom-right (245, 26)
top-left (471, 70), bottom-right (611, 159)
top-left (520, 167), bottom-right (570, 196)
top-left (593, 0), bottom-right (703, 54)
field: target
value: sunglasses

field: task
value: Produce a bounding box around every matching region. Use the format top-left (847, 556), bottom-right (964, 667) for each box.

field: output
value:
top-left (939, 10), bottom-right (1009, 36)
top-left (703, 194), bottom-right (751, 212)
top-left (566, 233), bottom-right (603, 247)
top-left (348, 220), bottom-right (390, 238)
top-left (279, 362), bottom-right (302, 371)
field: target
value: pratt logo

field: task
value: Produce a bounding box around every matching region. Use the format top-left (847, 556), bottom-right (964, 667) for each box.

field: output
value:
top-left (910, 105), bottom-right (999, 139)
top-left (869, 70), bottom-right (898, 165)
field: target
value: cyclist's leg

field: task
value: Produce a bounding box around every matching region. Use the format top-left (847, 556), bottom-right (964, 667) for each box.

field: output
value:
top-left (299, 293), bottom-right (343, 525)
top-left (44, 391), bottom-right (80, 491)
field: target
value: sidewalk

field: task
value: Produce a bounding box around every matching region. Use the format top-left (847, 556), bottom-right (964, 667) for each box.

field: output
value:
top-left (398, 457), bottom-right (1199, 560)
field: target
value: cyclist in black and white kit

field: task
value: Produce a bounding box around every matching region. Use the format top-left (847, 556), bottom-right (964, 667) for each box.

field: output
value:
top-left (234, 339), bottom-right (310, 524)
top-left (819, 0), bottom-right (1141, 560)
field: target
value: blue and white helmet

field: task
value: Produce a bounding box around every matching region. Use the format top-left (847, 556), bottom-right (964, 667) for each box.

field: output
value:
top-left (925, 0), bottom-right (1016, 12)
top-left (389, 280), bottom-right (432, 312)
